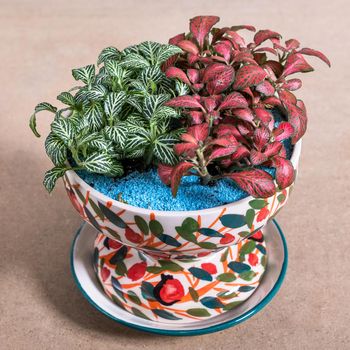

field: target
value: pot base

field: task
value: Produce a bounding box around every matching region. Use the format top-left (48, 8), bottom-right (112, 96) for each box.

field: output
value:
top-left (94, 230), bottom-right (267, 323)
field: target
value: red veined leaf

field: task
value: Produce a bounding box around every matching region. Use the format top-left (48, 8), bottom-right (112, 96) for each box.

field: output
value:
top-left (158, 164), bottom-right (173, 185)
top-left (254, 47), bottom-right (278, 55)
top-left (226, 31), bottom-right (246, 48)
top-left (192, 83), bottom-right (204, 91)
top-left (233, 65), bottom-right (267, 90)
top-left (202, 96), bottom-right (217, 112)
top-left (273, 42), bottom-right (287, 52)
top-left (188, 53), bottom-right (199, 65)
top-left (216, 124), bottom-right (241, 139)
top-left (211, 135), bottom-right (238, 147)
top-left (254, 30), bottom-right (281, 45)
top-left (177, 40), bottom-right (199, 55)
top-left (263, 96), bottom-right (282, 107)
top-left (250, 150), bottom-right (268, 165)
top-left (189, 111), bottom-right (204, 124)
top-left (174, 142), bottom-right (198, 156)
top-left (166, 67), bottom-right (190, 85)
top-left (219, 92), bottom-right (248, 110)
top-left (272, 156), bottom-right (295, 189)
top-left (285, 39), bottom-right (300, 50)
top-left (230, 25), bottom-right (256, 32)
top-left (232, 51), bottom-right (257, 65)
top-left (171, 162), bottom-right (194, 196)
top-left (212, 55), bottom-right (227, 63)
top-left (233, 108), bottom-right (255, 123)
top-left (213, 41), bottom-right (232, 62)
top-left (227, 169), bottom-right (276, 198)
top-left (161, 55), bottom-right (177, 72)
top-left (206, 65), bottom-right (235, 95)
top-left (264, 141), bottom-right (282, 157)
top-left (253, 126), bottom-right (270, 150)
top-left (237, 121), bottom-right (254, 136)
top-left (165, 95), bottom-right (204, 110)
top-left (254, 52), bottom-right (267, 65)
top-left (169, 33), bottom-right (186, 45)
top-left (187, 69), bottom-right (199, 84)
top-left (286, 101), bottom-right (307, 144)
top-left (263, 60), bottom-right (283, 78)
top-left (273, 121), bottom-right (294, 141)
top-left (190, 15), bottom-right (220, 48)
top-left (282, 53), bottom-right (314, 77)
top-left (230, 145), bottom-right (250, 160)
top-left (181, 132), bottom-right (198, 144)
top-left (209, 146), bottom-right (237, 161)
top-left (279, 89), bottom-right (297, 106)
top-left (211, 27), bottom-right (229, 43)
top-left (278, 144), bottom-right (287, 158)
top-left (282, 78), bottom-right (302, 91)
top-left (256, 80), bottom-right (275, 96)
top-left (298, 48), bottom-right (331, 67)
top-left (254, 107), bottom-right (272, 124)
top-left (188, 123), bottom-right (209, 142)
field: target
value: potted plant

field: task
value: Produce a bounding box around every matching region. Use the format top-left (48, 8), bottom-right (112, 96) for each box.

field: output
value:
top-left (30, 16), bottom-right (329, 323)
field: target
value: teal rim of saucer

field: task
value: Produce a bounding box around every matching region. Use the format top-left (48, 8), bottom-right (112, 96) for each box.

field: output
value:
top-left (70, 219), bottom-right (288, 336)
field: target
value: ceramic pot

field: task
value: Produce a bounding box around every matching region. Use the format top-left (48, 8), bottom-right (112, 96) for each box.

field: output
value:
top-left (63, 141), bottom-right (301, 322)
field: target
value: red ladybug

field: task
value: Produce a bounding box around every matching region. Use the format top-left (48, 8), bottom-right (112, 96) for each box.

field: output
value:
top-left (127, 262), bottom-right (147, 281)
top-left (154, 274), bottom-right (185, 305)
top-left (125, 227), bottom-right (143, 244)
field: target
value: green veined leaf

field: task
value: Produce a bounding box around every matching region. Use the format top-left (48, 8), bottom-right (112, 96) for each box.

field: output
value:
top-left (126, 96), bottom-right (143, 113)
top-left (140, 66), bottom-right (163, 87)
top-left (153, 133), bottom-right (178, 165)
top-left (158, 77), bottom-right (175, 95)
top-left (72, 64), bottom-right (95, 86)
top-left (175, 80), bottom-right (190, 96)
top-left (57, 92), bottom-right (75, 106)
top-left (82, 102), bottom-right (104, 131)
top-left (104, 92), bottom-right (127, 122)
top-left (43, 166), bottom-right (67, 192)
top-left (88, 136), bottom-right (112, 152)
top-left (82, 152), bottom-right (113, 173)
top-left (119, 53), bottom-right (150, 69)
top-left (138, 41), bottom-right (162, 65)
top-left (44, 132), bottom-right (67, 165)
top-left (107, 161), bottom-right (124, 177)
top-left (125, 114), bottom-right (149, 132)
top-left (155, 44), bottom-right (182, 64)
top-left (103, 124), bottom-right (128, 148)
top-left (29, 102), bottom-right (57, 137)
top-left (121, 44), bottom-right (139, 56)
top-left (151, 106), bottom-right (179, 123)
top-left (143, 94), bottom-right (169, 119)
top-left (97, 47), bottom-right (120, 65)
top-left (124, 129), bottom-right (150, 151)
top-left (83, 85), bottom-right (108, 101)
top-left (51, 117), bottom-right (75, 144)
top-left (104, 59), bottom-right (125, 78)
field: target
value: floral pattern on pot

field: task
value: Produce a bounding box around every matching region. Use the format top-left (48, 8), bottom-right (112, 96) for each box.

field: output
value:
top-left (94, 232), bottom-right (267, 323)
top-left (64, 169), bottom-right (292, 257)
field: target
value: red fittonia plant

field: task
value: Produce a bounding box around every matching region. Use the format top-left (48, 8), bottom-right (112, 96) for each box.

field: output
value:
top-left (159, 15), bottom-right (330, 198)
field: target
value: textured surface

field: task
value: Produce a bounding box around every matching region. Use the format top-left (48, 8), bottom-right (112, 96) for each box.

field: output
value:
top-left (0, 0), bottom-right (349, 349)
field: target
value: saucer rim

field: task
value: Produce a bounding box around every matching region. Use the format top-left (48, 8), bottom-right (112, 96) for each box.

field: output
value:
top-left (70, 219), bottom-right (288, 336)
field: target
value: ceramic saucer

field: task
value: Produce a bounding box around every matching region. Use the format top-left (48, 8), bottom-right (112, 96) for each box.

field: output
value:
top-left (70, 219), bottom-right (288, 336)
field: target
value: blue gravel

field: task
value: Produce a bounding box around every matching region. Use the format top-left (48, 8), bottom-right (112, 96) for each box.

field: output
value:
top-left (78, 109), bottom-right (293, 211)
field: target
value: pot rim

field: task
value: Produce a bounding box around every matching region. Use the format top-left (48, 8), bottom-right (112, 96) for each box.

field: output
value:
top-left (65, 140), bottom-right (302, 217)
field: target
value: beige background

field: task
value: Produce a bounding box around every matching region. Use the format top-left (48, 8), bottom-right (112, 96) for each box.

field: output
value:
top-left (1, 0), bottom-right (349, 349)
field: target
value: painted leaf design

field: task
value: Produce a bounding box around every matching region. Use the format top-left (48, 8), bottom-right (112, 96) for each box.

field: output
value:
top-left (152, 309), bottom-right (182, 320)
top-left (186, 308), bottom-right (211, 317)
top-left (188, 267), bottom-right (213, 281)
top-left (198, 228), bottom-right (223, 237)
top-left (233, 65), bottom-right (267, 90)
top-left (238, 285), bottom-right (255, 292)
top-left (220, 214), bottom-right (246, 228)
top-left (240, 240), bottom-right (256, 255)
top-left (298, 48), bottom-right (331, 67)
top-left (200, 296), bottom-right (224, 309)
top-left (216, 273), bottom-right (236, 282)
top-left (109, 246), bottom-right (127, 265)
top-left (240, 270), bottom-right (256, 281)
top-left (189, 15), bottom-right (220, 47)
top-left (131, 307), bottom-right (151, 320)
top-left (111, 276), bottom-right (126, 301)
top-left (141, 281), bottom-right (156, 301)
top-left (149, 219), bottom-right (164, 236)
top-left (228, 261), bottom-right (251, 273)
top-left (249, 199), bottom-right (267, 209)
top-left (134, 215), bottom-right (149, 235)
top-left (245, 208), bottom-right (255, 229)
top-left (227, 169), bottom-right (276, 198)
top-left (84, 206), bottom-right (102, 232)
top-left (98, 202), bottom-right (126, 228)
top-left (158, 233), bottom-right (181, 247)
top-left (159, 260), bottom-right (183, 272)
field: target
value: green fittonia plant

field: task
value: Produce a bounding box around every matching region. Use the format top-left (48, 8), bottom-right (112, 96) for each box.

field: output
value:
top-left (30, 42), bottom-right (186, 192)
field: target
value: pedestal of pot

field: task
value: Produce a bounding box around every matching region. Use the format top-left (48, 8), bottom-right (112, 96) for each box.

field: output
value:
top-left (94, 231), bottom-right (267, 323)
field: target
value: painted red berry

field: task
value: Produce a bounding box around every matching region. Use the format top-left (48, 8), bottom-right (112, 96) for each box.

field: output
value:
top-left (125, 227), bottom-right (143, 244)
top-left (248, 253), bottom-right (258, 266)
top-left (108, 238), bottom-right (123, 250)
top-left (159, 278), bottom-right (185, 304)
top-left (250, 230), bottom-right (263, 242)
top-left (101, 267), bottom-right (110, 282)
top-left (220, 233), bottom-right (235, 244)
top-left (201, 263), bottom-right (217, 274)
top-left (257, 207), bottom-right (270, 222)
top-left (127, 262), bottom-right (147, 281)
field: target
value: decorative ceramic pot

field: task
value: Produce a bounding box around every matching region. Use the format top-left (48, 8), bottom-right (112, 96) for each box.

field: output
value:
top-left (63, 141), bottom-right (301, 322)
